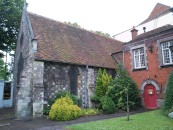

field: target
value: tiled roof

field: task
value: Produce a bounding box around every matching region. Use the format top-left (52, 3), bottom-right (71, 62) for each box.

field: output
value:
top-left (140, 3), bottom-right (171, 25)
top-left (128, 24), bottom-right (173, 43)
top-left (28, 13), bottom-right (123, 69)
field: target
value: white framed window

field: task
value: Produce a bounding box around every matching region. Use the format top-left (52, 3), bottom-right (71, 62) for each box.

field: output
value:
top-left (161, 40), bottom-right (173, 65)
top-left (133, 47), bottom-right (146, 69)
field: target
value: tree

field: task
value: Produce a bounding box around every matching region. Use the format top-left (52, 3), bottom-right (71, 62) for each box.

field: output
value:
top-left (0, 0), bottom-right (24, 57)
top-left (91, 69), bottom-right (113, 110)
top-left (64, 21), bottom-right (111, 38)
top-left (64, 21), bottom-right (81, 28)
top-left (95, 69), bottom-right (112, 98)
top-left (108, 64), bottom-right (140, 120)
top-left (0, 58), bottom-right (5, 79)
top-left (164, 72), bottom-right (173, 113)
top-left (0, 58), bottom-right (11, 80)
top-left (94, 31), bottom-right (111, 38)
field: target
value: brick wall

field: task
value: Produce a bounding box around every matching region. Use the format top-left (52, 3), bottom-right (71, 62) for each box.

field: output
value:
top-left (124, 34), bottom-right (173, 107)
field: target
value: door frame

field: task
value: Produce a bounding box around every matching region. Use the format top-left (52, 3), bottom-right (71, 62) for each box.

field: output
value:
top-left (0, 80), bottom-right (4, 108)
top-left (0, 80), bottom-right (13, 108)
top-left (140, 79), bottom-right (160, 109)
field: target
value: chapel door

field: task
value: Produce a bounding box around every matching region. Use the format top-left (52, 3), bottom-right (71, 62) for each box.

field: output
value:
top-left (144, 84), bottom-right (157, 109)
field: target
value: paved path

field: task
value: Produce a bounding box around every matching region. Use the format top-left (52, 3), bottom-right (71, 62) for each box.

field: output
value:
top-left (0, 108), bottom-right (149, 130)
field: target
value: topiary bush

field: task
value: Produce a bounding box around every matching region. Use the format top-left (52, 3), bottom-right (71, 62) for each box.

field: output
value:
top-left (100, 96), bottom-right (116, 114)
top-left (164, 72), bottom-right (173, 114)
top-left (49, 95), bottom-right (82, 121)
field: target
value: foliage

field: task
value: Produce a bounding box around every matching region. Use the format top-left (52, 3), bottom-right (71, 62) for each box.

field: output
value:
top-left (0, 58), bottom-right (5, 79)
top-left (108, 64), bottom-right (140, 110)
top-left (0, 58), bottom-right (10, 80)
top-left (49, 95), bottom-right (81, 121)
top-left (65, 21), bottom-right (81, 28)
top-left (168, 112), bottom-right (173, 119)
top-left (0, 0), bottom-right (24, 57)
top-left (163, 72), bottom-right (173, 114)
top-left (94, 31), bottom-right (111, 38)
top-left (66, 110), bottom-right (173, 130)
top-left (100, 96), bottom-right (116, 114)
top-left (91, 69), bottom-right (112, 111)
top-left (90, 95), bottom-right (101, 109)
top-left (95, 69), bottom-right (112, 98)
top-left (64, 22), bottom-right (111, 38)
top-left (81, 108), bottom-right (100, 116)
top-left (43, 91), bottom-right (82, 115)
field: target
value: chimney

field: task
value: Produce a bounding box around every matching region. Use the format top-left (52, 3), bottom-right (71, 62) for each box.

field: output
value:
top-left (131, 26), bottom-right (138, 40)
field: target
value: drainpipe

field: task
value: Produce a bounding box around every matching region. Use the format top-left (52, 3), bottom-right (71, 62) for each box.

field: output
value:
top-left (84, 66), bottom-right (88, 108)
top-left (123, 49), bottom-right (125, 67)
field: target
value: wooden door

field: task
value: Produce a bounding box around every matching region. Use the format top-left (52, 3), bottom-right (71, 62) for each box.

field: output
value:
top-left (144, 84), bottom-right (157, 109)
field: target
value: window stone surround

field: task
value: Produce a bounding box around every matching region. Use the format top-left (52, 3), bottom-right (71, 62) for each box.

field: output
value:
top-left (130, 44), bottom-right (148, 71)
top-left (157, 35), bottom-right (173, 67)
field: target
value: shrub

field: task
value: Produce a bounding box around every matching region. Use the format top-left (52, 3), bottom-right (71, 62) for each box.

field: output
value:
top-left (49, 95), bottom-right (82, 121)
top-left (92, 69), bottom-right (112, 110)
top-left (95, 69), bottom-right (112, 98)
top-left (100, 96), bottom-right (116, 114)
top-left (81, 108), bottom-right (100, 116)
top-left (90, 95), bottom-right (101, 109)
top-left (108, 64), bottom-right (140, 111)
top-left (168, 112), bottom-right (173, 119)
top-left (164, 72), bottom-right (173, 113)
top-left (43, 91), bottom-right (82, 115)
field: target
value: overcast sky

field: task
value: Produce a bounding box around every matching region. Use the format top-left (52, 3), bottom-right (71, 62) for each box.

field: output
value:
top-left (26, 0), bottom-right (173, 37)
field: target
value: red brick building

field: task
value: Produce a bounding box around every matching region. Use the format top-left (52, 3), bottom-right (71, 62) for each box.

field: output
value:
top-left (123, 25), bottom-right (173, 109)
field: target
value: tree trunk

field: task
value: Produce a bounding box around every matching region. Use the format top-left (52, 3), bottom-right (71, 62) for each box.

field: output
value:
top-left (127, 91), bottom-right (129, 121)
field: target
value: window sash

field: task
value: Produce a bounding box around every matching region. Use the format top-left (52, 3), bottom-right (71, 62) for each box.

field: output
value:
top-left (161, 41), bottom-right (173, 65)
top-left (134, 48), bottom-right (146, 69)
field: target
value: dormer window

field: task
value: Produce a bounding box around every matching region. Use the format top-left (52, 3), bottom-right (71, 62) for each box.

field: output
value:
top-left (161, 41), bottom-right (173, 65)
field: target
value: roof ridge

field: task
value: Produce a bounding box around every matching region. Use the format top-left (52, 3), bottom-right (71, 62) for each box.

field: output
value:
top-left (128, 24), bottom-right (173, 43)
top-left (28, 11), bottom-right (122, 43)
top-left (139, 3), bottom-right (171, 25)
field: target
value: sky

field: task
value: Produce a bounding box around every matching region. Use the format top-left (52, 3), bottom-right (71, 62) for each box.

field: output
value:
top-left (26, 0), bottom-right (173, 37)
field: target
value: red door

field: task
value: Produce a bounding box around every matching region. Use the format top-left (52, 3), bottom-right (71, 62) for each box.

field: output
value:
top-left (144, 84), bottom-right (157, 109)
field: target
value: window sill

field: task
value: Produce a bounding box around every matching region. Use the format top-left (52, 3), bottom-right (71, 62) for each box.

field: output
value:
top-left (132, 67), bottom-right (147, 71)
top-left (160, 64), bottom-right (173, 68)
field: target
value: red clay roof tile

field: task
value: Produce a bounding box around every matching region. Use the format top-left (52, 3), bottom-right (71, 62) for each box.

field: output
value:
top-left (28, 12), bottom-right (123, 69)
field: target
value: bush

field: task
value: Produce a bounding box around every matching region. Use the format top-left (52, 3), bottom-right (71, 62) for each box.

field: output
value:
top-left (49, 95), bottom-right (82, 121)
top-left (43, 91), bottom-right (82, 115)
top-left (81, 108), bottom-right (100, 116)
top-left (100, 96), bottom-right (116, 114)
top-left (90, 95), bottom-right (101, 109)
top-left (107, 64), bottom-right (140, 111)
top-left (164, 72), bottom-right (173, 113)
top-left (168, 112), bottom-right (173, 119)
top-left (95, 69), bottom-right (112, 98)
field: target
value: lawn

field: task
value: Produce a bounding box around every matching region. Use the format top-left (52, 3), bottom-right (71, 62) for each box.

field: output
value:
top-left (65, 110), bottom-right (173, 130)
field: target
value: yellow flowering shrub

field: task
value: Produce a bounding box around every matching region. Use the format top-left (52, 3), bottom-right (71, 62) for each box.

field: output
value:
top-left (49, 95), bottom-right (81, 121)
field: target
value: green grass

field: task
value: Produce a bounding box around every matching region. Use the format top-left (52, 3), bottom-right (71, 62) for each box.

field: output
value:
top-left (65, 110), bottom-right (173, 130)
